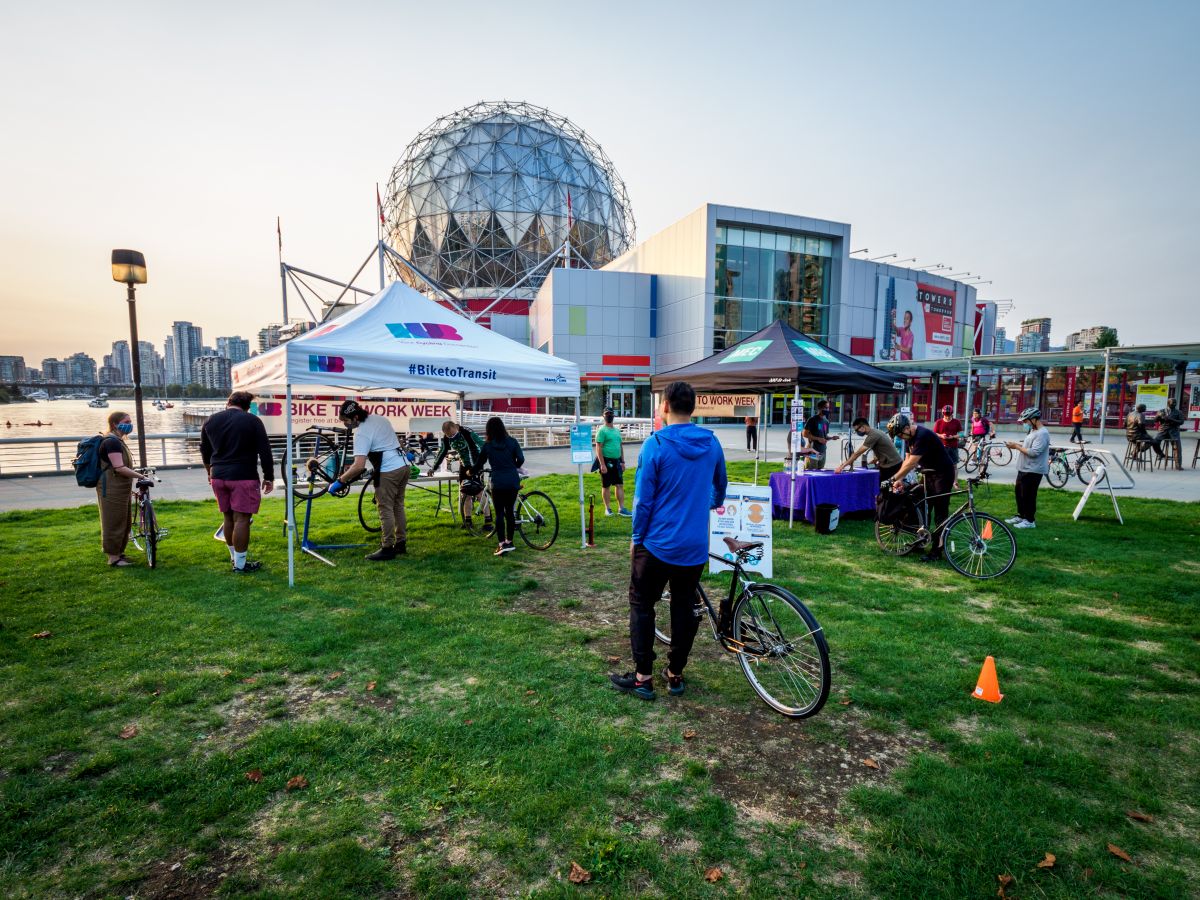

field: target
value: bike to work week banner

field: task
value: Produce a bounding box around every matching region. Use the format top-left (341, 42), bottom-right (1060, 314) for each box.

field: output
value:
top-left (250, 395), bottom-right (454, 435)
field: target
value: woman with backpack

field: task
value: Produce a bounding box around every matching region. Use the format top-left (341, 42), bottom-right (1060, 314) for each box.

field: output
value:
top-left (97, 410), bottom-right (139, 566)
top-left (479, 417), bottom-right (525, 556)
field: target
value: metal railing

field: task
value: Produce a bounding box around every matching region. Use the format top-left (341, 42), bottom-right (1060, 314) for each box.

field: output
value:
top-left (0, 433), bottom-right (207, 477)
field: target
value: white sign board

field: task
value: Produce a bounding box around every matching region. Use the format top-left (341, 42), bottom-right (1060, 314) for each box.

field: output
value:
top-left (251, 395), bottom-right (453, 436)
top-left (1134, 383), bottom-right (1169, 413)
top-left (709, 482), bottom-right (773, 577)
top-left (1072, 464), bottom-right (1123, 524)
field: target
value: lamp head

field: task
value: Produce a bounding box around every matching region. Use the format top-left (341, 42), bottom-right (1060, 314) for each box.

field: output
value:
top-left (111, 249), bottom-right (147, 285)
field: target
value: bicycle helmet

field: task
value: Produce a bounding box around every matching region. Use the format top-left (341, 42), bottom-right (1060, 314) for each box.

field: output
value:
top-left (1018, 407), bottom-right (1042, 422)
top-left (338, 399), bottom-right (365, 420)
top-left (886, 412), bottom-right (911, 438)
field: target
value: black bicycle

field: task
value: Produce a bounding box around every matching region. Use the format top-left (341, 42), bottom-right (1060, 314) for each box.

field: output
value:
top-left (654, 537), bottom-right (830, 718)
top-left (129, 467), bottom-right (165, 568)
top-left (874, 472), bottom-right (1017, 579)
top-left (1047, 441), bottom-right (1104, 489)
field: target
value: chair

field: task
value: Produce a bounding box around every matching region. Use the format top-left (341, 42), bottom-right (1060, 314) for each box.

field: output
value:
top-left (1123, 439), bottom-right (1153, 472)
top-left (1154, 437), bottom-right (1180, 471)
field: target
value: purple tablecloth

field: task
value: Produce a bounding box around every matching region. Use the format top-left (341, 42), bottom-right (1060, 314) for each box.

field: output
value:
top-left (769, 469), bottom-right (881, 522)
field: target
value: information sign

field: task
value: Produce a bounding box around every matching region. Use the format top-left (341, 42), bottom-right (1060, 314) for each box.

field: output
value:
top-left (570, 424), bottom-right (594, 465)
top-left (709, 483), bottom-right (773, 577)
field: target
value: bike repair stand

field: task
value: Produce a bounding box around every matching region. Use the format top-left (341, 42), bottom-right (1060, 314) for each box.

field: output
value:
top-left (284, 494), bottom-right (369, 567)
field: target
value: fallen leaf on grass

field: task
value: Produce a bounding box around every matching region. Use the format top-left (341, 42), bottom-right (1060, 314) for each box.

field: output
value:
top-left (997, 873), bottom-right (1014, 897)
top-left (244, 769), bottom-right (263, 783)
top-left (366, 681), bottom-right (377, 692)
top-left (1125, 810), bottom-right (1153, 823)
top-left (1107, 843), bottom-right (1132, 863)
top-left (862, 758), bottom-right (880, 769)
top-left (525, 689), bottom-right (536, 695)
top-left (798, 862), bottom-right (807, 869)
top-left (285, 775), bottom-right (308, 792)
top-left (567, 861), bottom-right (591, 884)
top-left (31, 631), bottom-right (52, 639)
top-left (683, 729), bottom-right (698, 740)
top-left (118, 725), bottom-right (138, 740)
top-left (328, 671), bottom-right (343, 681)
top-left (838, 697), bottom-right (853, 705)
top-left (606, 655), bottom-right (621, 665)
top-left (1036, 852), bottom-right (1056, 869)
top-left (704, 866), bottom-right (723, 883)
top-left (150, 689), bottom-right (161, 697)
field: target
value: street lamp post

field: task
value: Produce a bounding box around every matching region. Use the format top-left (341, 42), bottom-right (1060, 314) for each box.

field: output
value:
top-left (111, 249), bottom-right (148, 468)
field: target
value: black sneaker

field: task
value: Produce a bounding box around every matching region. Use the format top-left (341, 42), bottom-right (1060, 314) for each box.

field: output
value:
top-left (234, 560), bottom-right (263, 574)
top-left (609, 672), bottom-right (655, 700)
top-left (918, 553), bottom-right (940, 564)
top-left (663, 668), bottom-right (685, 697)
top-left (365, 546), bottom-right (397, 561)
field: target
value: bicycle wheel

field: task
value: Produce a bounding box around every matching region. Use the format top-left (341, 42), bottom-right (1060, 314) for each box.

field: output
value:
top-left (732, 585), bottom-right (830, 718)
top-left (142, 500), bottom-right (159, 569)
top-left (988, 445), bottom-right (1013, 466)
top-left (516, 490), bottom-right (559, 550)
top-left (654, 585), bottom-right (709, 646)
top-left (874, 519), bottom-right (924, 556)
top-left (1046, 453), bottom-right (1069, 489)
top-left (358, 480), bottom-right (381, 533)
top-left (460, 490), bottom-right (493, 537)
top-left (289, 432), bottom-right (339, 500)
top-left (942, 512), bottom-right (1016, 580)
top-left (840, 438), bottom-right (852, 464)
top-left (1076, 454), bottom-right (1104, 486)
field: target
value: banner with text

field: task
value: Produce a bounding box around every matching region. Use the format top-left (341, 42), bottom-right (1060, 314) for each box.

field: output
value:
top-left (1134, 383), bottom-right (1169, 413)
top-left (709, 482), bottom-right (774, 577)
top-left (696, 393), bottom-right (759, 417)
top-left (251, 395), bottom-right (453, 435)
top-left (875, 276), bottom-right (957, 361)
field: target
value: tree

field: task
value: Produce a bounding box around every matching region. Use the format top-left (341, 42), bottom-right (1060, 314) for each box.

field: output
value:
top-left (1094, 327), bottom-right (1119, 349)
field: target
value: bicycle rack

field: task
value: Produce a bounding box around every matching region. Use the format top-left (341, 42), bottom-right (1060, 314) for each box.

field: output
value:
top-left (284, 492), bottom-right (369, 568)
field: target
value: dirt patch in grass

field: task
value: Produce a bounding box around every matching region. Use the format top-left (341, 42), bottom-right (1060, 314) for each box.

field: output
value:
top-left (127, 847), bottom-right (242, 898)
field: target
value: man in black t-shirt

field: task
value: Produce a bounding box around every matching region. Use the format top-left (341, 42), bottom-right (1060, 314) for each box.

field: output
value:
top-left (801, 400), bottom-right (839, 470)
top-left (884, 413), bottom-right (957, 562)
top-left (200, 391), bottom-right (275, 573)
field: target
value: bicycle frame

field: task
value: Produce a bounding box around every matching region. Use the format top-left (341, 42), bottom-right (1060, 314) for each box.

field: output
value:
top-left (700, 550), bottom-right (771, 652)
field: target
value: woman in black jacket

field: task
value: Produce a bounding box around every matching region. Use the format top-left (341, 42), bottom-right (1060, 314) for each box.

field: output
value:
top-left (480, 417), bottom-right (525, 555)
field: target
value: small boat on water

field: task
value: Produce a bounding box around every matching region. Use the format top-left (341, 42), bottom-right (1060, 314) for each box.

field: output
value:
top-left (88, 397), bottom-right (109, 408)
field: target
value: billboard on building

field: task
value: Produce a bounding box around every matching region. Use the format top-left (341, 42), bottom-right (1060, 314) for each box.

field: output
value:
top-left (875, 276), bottom-right (957, 362)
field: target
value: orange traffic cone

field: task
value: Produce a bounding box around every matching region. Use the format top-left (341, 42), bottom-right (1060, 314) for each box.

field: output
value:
top-left (972, 656), bottom-right (1003, 703)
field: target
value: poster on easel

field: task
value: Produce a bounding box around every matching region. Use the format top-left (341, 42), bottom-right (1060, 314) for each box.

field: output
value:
top-left (709, 483), bottom-right (773, 577)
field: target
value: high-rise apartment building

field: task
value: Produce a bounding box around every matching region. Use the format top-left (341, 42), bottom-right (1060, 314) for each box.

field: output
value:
top-left (217, 336), bottom-right (251, 364)
top-left (164, 336), bottom-right (177, 386)
top-left (192, 355), bottom-right (232, 392)
top-left (41, 358), bottom-right (68, 382)
top-left (170, 321), bottom-right (204, 384)
top-left (67, 352), bottom-right (98, 385)
top-left (110, 340), bottom-right (133, 383)
top-left (1065, 326), bottom-right (1110, 351)
top-left (0, 355), bottom-right (27, 383)
top-left (257, 324), bottom-right (283, 353)
top-left (137, 340), bottom-right (164, 388)
top-left (1017, 318), bottom-right (1051, 353)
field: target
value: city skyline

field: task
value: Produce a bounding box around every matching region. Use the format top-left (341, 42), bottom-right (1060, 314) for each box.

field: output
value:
top-left (1, 2), bottom-right (1197, 363)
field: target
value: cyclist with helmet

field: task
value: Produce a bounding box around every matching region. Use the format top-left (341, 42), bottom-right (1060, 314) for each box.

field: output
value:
top-left (1004, 407), bottom-right (1050, 529)
top-left (329, 399), bottom-right (411, 559)
top-left (428, 419), bottom-right (490, 529)
top-left (933, 405), bottom-right (963, 463)
top-left (883, 412), bottom-right (958, 562)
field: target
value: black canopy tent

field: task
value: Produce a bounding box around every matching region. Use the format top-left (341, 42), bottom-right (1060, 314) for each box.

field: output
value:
top-left (650, 321), bottom-right (907, 524)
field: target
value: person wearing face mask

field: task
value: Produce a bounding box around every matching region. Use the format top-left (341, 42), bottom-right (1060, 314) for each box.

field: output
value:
top-left (883, 412), bottom-right (957, 562)
top-left (836, 417), bottom-right (902, 480)
top-left (96, 410), bottom-right (138, 567)
top-left (1004, 407), bottom-right (1050, 529)
top-left (594, 408), bottom-right (631, 517)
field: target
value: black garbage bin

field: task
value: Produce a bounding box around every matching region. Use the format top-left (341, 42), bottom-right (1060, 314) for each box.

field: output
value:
top-left (814, 503), bottom-right (840, 534)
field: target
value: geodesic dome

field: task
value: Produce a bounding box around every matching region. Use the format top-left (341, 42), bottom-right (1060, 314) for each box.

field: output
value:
top-left (382, 100), bottom-right (635, 300)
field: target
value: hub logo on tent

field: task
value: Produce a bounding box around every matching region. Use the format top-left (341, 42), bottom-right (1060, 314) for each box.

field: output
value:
top-left (251, 401), bottom-right (283, 416)
top-left (309, 355), bottom-right (345, 373)
top-left (386, 322), bottom-right (463, 341)
top-left (719, 340), bottom-right (771, 365)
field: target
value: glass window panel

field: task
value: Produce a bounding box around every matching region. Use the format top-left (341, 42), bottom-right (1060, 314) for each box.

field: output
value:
top-left (715, 226), bottom-right (727, 242)
top-left (741, 247), bottom-right (761, 299)
top-left (820, 238), bottom-right (833, 257)
top-left (724, 244), bottom-right (743, 299)
top-left (715, 244), bottom-right (728, 297)
top-left (727, 227), bottom-right (744, 246)
top-left (791, 234), bottom-right (804, 252)
top-left (806, 236), bottom-right (820, 254)
top-left (773, 251), bottom-right (790, 302)
top-left (743, 229), bottom-right (760, 248)
top-left (760, 248), bottom-right (773, 302)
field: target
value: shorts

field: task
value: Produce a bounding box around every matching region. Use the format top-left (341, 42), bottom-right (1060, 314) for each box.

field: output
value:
top-left (211, 478), bottom-right (262, 514)
top-left (600, 457), bottom-right (624, 488)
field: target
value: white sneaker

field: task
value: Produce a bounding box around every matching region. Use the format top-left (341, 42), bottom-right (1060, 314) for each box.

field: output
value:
top-left (1014, 520), bottom-right (1037, 529)
top-left (1005, 516), bottom-right (1025, 525)
top-left (604, 508), bottom-right (614, 517)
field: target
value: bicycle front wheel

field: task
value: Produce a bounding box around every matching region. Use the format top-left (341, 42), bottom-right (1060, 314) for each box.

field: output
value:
top-left (358, 480), bottom-right (381, 533)
top-left (732, 585), bottom-right (830, 718)
top-left (988, 445), bottom-right (1013, 466)
top-left (516, 490), bottom-right (559, 550)
top-left (289, 432), bottom-right (339, 500)
top-left (942, 512), bottom-right (1016, 580)
top-left (460, 490), bottom-right (493, 537)
top-left (142, 501), bottom-right (159, 569)
top-left (1077, 454), bottom-right (1104, 486)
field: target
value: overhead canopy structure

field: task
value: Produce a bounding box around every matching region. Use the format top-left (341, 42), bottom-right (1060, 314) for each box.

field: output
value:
top-left (870, 342), bottom-right (1200, 375)
top-left (233, 281), bottom-right (581, 399)
top-left (650, 320), bottom-right (906, 394)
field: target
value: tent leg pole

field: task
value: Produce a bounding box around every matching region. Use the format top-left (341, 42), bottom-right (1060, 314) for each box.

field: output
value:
top-left (1099, 348), bottom-right (1110, 444)
top-left (286, 383), bottom-right (295, 587)
top-left (576, 394), bottom-right (586, 549)
top-left (789, 386), bottom-right (798, 530)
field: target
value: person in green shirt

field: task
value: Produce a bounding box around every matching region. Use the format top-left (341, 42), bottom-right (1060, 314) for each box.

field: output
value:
top-left (594, 408), bottom-right (631, 517)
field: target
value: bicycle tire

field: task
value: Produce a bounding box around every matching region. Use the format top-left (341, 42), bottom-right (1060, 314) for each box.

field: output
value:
top-left (732, 584), bottom-right (830, 718)
top-left (941, 512), bottom-right (1015, 580)
top-left (988, 445), bottom-right (1013, 467)
top-left (654, 585), bottom-right (709, 646)
top-left (874, 519), bottom-right (924, 556)
top-left (289, 432), bottom-right (340, 500)
top-left (516, 490), bottom-right (559, 550)
top-left (460, 490), bottom-right (493, 537)
top-left (1046, 453), bottom-right (1069, 489)
top-left (1076, 454), bottom-right (1104, 486)
top-left (358, 480), bottom-right (381, 533)
top-left (143, 500), bottom-right (158, 569)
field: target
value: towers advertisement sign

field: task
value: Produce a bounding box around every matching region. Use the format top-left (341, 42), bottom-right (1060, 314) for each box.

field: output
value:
top-left (875, 276), bottom-right (957, 361)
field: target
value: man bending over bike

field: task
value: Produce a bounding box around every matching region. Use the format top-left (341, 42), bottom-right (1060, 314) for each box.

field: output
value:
top-left (428, 420), bottom-right (490, 529)
top-left (883, 412), bottom-right (957, 564)
top-left (610, 380), bottom-right (727, 701)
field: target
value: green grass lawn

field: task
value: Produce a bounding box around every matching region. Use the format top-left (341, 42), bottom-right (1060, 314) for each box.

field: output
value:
top-left (0, 463), bottom-right (1197, 898)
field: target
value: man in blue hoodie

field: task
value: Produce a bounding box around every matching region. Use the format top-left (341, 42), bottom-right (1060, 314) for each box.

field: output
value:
top-left (610, 381), bottom-right (728, 701)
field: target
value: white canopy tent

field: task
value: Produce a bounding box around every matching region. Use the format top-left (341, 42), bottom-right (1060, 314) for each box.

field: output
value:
top-left (231, 281), bottom-right (583, 585)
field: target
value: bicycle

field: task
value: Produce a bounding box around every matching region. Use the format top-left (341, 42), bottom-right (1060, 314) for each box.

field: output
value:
top-left (961, 436), bottom-right (1011, 472)
top-left (288, 425), bottom-right (358, 500)
top-left (129, 467), bottom-right (166, 568)
top-left (1046, 441), bottom-right (1104, 489)
top-left (653, 537), bottom-right (830, 718)
top-left (458, 468), bottom-right (560, 549)
top-left (874, 471), bottom-right (1016, 579)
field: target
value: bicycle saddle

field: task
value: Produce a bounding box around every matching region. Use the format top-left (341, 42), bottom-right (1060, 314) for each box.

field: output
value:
top-left (723, 536), bottom-right (763, 553)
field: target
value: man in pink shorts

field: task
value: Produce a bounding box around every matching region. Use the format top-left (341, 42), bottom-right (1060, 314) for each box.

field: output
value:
top-left (200, 391), bottom-right (275, 573)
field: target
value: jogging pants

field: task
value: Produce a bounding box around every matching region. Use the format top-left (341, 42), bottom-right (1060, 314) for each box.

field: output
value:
top-left (1070, 423), bottom-right (1082, 442)
top-left (492, 486), bottom-right (518, 544)
top-left (1015, 472), bottom-right (1043, 523)
top-left (628, 545), bottom-right (704, 676)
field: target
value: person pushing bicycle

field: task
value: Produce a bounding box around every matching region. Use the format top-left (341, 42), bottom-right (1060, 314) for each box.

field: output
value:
top-left (428, 420), bottom-right (490, 529)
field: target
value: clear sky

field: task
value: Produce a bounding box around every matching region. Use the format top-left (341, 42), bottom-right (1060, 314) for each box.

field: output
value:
top-left (1, 0), bottom-right (1196, 365)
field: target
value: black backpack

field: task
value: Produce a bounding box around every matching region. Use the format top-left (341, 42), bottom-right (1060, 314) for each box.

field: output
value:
top-left (72, 435), bottom-right (107, 488)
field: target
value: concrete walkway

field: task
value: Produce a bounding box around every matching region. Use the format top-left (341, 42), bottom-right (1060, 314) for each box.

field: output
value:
top-left (1, 426), bottom-right (1196, 512)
